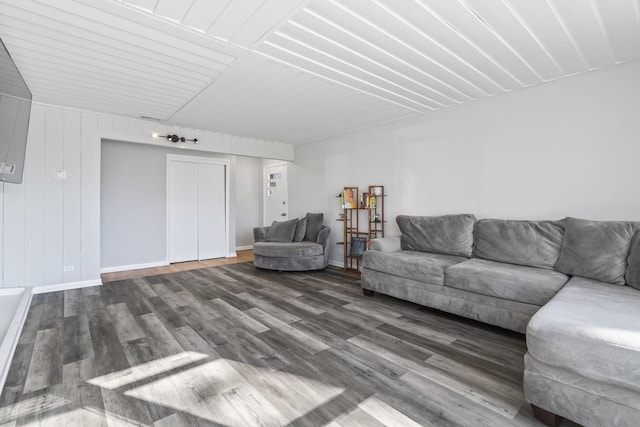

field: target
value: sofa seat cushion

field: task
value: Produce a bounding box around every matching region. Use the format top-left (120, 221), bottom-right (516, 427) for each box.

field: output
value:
top-left (445, 259), bottom-right (569, 305)
top-left (363, 250), bottom-right (467, 285)
top-left (253, 241), bottom-right (323, 258)
top-left (527, 276), bottom-right (640, 394)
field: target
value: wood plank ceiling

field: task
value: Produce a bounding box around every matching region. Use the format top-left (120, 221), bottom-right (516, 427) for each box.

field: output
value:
top-left (1, 0), bottom-right (639, 145)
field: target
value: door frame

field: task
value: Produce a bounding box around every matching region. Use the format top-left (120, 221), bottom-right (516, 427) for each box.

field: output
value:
top-left (263, 162), bottom-right (288, 226)
top-left (166, 154), bottom-right (231, 262)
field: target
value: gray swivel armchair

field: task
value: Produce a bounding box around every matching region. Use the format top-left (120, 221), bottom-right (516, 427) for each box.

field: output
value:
top-left (253, 213), bottom-right (331, 271)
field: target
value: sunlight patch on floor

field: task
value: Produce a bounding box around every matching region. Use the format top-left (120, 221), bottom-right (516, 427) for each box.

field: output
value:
top-left (87, 351), bottom-right (209, 390)
top-left (123, 358), bottom-right (345, 426)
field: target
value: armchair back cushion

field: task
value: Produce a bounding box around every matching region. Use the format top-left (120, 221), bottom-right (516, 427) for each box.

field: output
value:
top-left (293, 217), bottom-right (307, 242)
top-left (397, 214), bottom-right (476, 257)
top-left (304, 213), bottom-right (324, 242)
top-left (266, 218), bottom-right (298, 243)
top-left (556, 217), bottom-right (635, 285)
top-left (625, 232), bottom-right (640, 289)
top-left (473, 219), bottom-right (565, 269)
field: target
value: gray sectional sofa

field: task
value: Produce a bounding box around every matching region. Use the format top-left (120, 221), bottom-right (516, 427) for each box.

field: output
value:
top-left (253, 213), bottom-right (330, 271)
top-left (361, 214), bottom-right (640, 427)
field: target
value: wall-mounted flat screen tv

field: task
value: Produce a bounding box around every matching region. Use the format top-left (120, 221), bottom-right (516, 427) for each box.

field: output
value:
top-left (0, 37), bottom-right (31, 184)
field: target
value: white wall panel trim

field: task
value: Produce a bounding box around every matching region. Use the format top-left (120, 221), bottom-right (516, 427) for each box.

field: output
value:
top-left (33, 279), bottom-right (102, 294)
top-left (100, 261), bottom-right (170, 274)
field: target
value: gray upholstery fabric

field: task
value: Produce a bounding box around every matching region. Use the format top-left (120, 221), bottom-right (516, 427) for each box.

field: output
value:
top-left (625, 232), bottom-right (640, 289)
top-left (524, 353), bottom-right (640, 427)
top-left (363, 250), bottom-right (466, 286)
top-left (253, 242), bottom-right (323, 258)
top-left (254, 254), bottom-right (326, 271)
top-left (527, 276), bottom-right (640, 394)
top-left (266, 218), bottom-right (298, 242)
top-left (445, 259), bottom-right (568, 306)
top-left (397, 214), bottom-right (476, 257)
top-left (293, 217), bottom-right (307, 242)
top-left (368, 236), bottom-right (401, 253)
top-left (473, 219), bottom-right (565, 269)
top-left (253, 226), bottom-right (269, 243)
top-left (304, 212), bottom-right (324, 242)
top-left (555, 217), bottom-right (635, 285)
top-left (361, 268), bottom-right (539, 333)
top-left (253, 226), bottom-right (330, 271)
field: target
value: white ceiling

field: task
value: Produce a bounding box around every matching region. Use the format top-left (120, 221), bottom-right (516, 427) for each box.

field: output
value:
top-left (1, 0), bottom-right (639, 145)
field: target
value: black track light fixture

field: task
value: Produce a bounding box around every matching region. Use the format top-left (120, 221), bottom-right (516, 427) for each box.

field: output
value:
top-left (152, 132), bottom-right (199, 144)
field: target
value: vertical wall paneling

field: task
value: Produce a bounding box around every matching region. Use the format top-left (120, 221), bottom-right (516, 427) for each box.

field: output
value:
top-left (62, 109), bottom-right (82, 283)
top-left (43, 106), bottom-right (64, 285)
top-left (0, 103), bottom-right (292, 290)
top-left (80, 112), bottom-right (101, 282)
top-left (24, 104), bottom-right (46, 287)
top-left (1, 175), bottom-right (25, 288)
top-left (0, 184), bottom-right (4, 287)
top-left (0, 182), bottom-right (5, 288)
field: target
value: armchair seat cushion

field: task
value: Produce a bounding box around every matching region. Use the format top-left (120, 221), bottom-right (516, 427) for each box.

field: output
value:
top-left (445, 259), bottom-right (569, 305)
top-left (527, 276), bottom-right (640, 394)
top-left (253, 241), bottom-right (323, 258)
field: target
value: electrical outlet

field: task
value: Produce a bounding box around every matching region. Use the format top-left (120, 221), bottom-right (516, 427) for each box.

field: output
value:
top-left (63, 265), bottom-right (74, 272)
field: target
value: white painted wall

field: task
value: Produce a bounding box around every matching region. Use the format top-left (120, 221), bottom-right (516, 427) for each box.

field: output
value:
top-left (101, 141), bottom-right (245, 270)
top-left (0, 103), bottom-right (293, 289)
top-left (290, 60), bottom-right (640, 267)
top-left (236, 156), bottom-right (261, 248)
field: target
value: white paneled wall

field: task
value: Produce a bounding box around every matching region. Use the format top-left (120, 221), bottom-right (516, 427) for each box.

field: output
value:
top-left (0, 103), bottom-right (293, 290)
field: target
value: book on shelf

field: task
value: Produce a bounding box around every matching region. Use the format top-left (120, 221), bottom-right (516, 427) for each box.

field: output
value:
top-left (361, 192), bottom-right (369, 208)
top-left (343, 188), bottom-right (356, 209)
top-left (367, 194), bottom-right (377, 208)
top-left (349, 237), bottom-right (367, 257)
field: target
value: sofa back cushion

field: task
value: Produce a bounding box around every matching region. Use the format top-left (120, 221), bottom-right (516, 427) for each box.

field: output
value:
top-left (266, 218), bottom-right (298, 242)
top-left (473, 219), bottom-right (565, 269)
top-left (625, 232), bottom-right (640, 289)
top-left (555, 217), bottom-right (635, 285)
top-left (397, 214), bottom-right (476, 257)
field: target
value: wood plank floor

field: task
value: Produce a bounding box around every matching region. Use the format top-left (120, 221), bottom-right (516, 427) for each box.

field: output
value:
top-left (1, 262), bottom-right (577, 426)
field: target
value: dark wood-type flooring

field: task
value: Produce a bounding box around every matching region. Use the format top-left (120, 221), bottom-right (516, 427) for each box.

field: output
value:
top-left (0, 262), bottom-right (573, 426)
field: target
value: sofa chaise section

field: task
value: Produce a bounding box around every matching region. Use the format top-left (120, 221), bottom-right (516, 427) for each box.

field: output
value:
top-left (525, 277), bottom-right (640, 426)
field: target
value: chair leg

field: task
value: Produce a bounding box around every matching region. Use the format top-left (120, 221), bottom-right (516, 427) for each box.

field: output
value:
top-left (362, 289), bottom-right (375, 296)
top-left (531, 405), bottom-right (562, 427)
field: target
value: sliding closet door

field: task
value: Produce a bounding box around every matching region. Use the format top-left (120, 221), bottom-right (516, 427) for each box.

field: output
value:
top-left (197, 163), bottom-right (226, 260)
top-left (168, 156), bottom-right (227, 263)
top-left (168, 161), bottom-right (198, 263)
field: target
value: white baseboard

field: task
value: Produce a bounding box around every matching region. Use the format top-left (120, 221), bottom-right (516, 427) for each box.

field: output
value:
top-left (0, 287), bottom-right (33, 392)
top-left (228, 252), bottom-right (238, 258)
top-left (33, 279), bottom-right (103, 294)
top-left (235, 245), bottom-right (253, 251)
top-left (328, 259), bottom-right (344, 268)
top-left (100, 261), bottom-right (169, 274)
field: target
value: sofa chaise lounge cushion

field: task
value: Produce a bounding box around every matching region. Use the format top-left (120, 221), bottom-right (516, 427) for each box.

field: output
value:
top-left (527, 276), bottom-right (640, 394)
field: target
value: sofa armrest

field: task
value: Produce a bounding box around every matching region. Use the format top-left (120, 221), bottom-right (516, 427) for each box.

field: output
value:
top-left (253, 226), bottom-right (270, 243)
top-left (369, 236), bottom-right (401, 252)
